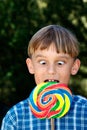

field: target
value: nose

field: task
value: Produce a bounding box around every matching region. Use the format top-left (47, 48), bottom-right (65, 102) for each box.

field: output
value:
top-left (47, 64), bottom-right (56, 74)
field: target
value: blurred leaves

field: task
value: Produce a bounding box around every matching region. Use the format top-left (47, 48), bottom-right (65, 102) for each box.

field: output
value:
top-left (0, 0), bottom-right (87, 108)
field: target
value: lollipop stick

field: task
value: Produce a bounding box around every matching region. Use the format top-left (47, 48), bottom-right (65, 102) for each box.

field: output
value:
top-left (51, 118), bottom-right (55, 130)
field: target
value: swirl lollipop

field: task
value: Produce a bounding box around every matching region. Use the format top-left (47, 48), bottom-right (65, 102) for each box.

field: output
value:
top-left (29, 82), bottom-right (72, 119)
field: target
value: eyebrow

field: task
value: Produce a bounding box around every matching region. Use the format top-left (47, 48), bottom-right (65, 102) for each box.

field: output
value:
top-left (35, 54), bottom-right (46, 58)
top-left (35, 54), bottom-right (71, 60)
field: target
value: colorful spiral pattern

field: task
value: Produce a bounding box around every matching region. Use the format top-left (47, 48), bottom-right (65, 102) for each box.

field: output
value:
top-left (29, 82), bottom-right (72, 119)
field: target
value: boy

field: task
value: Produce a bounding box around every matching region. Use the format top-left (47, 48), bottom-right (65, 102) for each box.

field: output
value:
top-left (1, 25), bottom-right (87, 130)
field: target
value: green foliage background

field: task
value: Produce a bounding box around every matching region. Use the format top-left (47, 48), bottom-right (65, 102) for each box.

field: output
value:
top-left (0, 0), bottom-right (87, 108)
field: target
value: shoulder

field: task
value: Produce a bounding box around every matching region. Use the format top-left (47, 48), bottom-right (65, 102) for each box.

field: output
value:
top-left (13, 98), bottom-right (29, 111)
top-left (71, 95), bottom-right (87, 113)
top-left (8, 97), bottom-right (30, 116)
top-left (72, 95), bottom-right (87, 105)
top-left (1, 98), bottom-right (30, 125)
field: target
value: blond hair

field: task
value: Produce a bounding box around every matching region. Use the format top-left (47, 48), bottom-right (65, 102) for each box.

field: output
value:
top-left (28, 25), bottom-right (79, 58)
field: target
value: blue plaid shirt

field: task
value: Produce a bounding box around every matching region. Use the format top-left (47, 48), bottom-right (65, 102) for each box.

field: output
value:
top-left (1, 95), bottom-right (87, 130)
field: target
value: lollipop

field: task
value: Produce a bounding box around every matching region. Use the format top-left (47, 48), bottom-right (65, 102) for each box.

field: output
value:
top-left (29, 82), bottom-right (72, 119)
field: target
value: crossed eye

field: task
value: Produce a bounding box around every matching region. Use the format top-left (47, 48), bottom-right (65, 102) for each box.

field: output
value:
top-left (57, 61), bottom-right (65, 65)
top-left (39, 60), bottom-right (65, 65)
top-left (40, 60), bottom-right (46, 65)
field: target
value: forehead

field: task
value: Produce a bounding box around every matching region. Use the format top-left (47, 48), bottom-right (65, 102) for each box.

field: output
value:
top-left (32, 43), bottom-right (57, 56)
top-left (31, 44), bottom-right (71, 60)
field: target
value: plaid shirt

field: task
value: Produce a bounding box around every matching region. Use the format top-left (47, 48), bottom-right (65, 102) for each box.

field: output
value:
top-left (1, 95), bottom-right (87, 130)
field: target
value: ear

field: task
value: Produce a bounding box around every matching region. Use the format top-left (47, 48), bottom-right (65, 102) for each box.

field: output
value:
top-left (71, 59), bottom-right (81, 75)
top-left (26, 58), bottom-right (34, 74)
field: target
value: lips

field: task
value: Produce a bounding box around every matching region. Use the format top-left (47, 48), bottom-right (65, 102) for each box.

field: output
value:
top-left (44, 79), bottom-right (59, 83)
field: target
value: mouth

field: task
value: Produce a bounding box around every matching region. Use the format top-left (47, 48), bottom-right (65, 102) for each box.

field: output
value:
top-left (44, 79), bottom-right (59, 83)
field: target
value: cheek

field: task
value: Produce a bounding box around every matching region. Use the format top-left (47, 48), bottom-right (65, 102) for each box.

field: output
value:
top-left (59, 67), bottom-right (71, 82)
top-left (34, 75), bottom-right (43, 85)
top-left (34, 70), bottom-right (43, 84)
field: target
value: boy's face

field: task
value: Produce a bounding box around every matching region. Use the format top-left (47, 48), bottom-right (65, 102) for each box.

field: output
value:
top-left (26, 43), bottom-right (80, 85)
